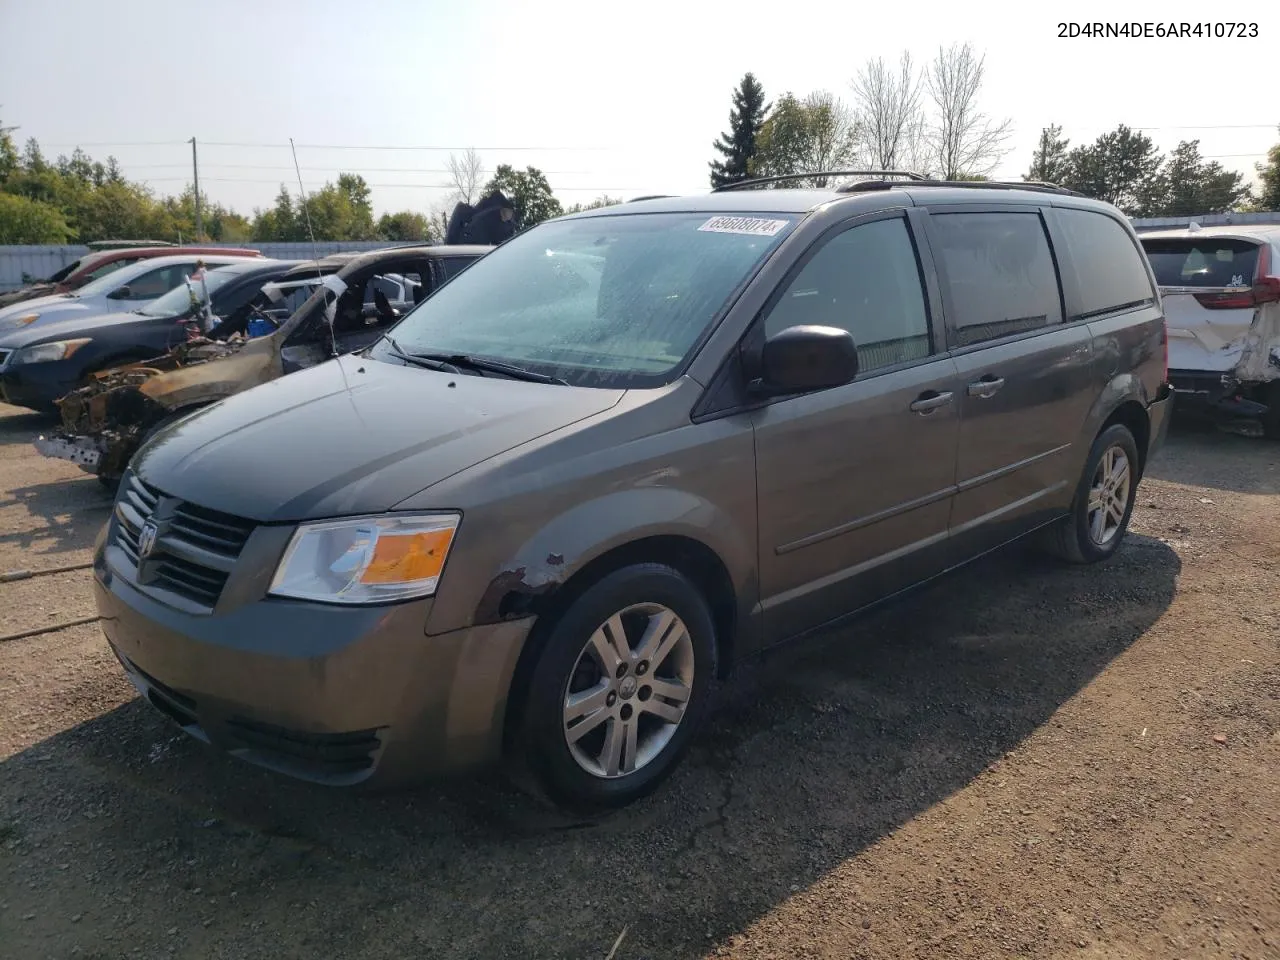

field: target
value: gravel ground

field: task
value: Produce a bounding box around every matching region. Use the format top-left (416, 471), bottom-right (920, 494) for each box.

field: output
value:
top-left (0, 403), bottom-right (1277, 960)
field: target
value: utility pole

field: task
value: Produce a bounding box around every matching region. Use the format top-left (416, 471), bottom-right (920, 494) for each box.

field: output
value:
top-left (189, 137), bottom-right (203, 241)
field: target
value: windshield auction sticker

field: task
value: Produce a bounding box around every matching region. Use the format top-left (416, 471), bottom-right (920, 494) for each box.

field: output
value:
top-left (698, 216), bottom-right (789, 237)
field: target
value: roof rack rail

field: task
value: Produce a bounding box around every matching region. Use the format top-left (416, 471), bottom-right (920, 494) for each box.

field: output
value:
top-left (627, 194), bottom-right (676, 202)
top-left (712, 170), bottom-right (927, 192)
top-left (837, 178), bottom-right (1085, 198)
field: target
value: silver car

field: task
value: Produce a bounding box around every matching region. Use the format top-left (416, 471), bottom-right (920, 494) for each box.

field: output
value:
top-left (0, 253), bottom-right (260, 334)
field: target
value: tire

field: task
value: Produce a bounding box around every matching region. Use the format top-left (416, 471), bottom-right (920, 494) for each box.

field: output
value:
top-left (1042, 423), bottom-right (1140, 564)
top-left (515, 563), bottom-right (717, 812)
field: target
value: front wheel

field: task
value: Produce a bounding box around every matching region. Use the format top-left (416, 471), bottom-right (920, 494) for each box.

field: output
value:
top-left (1042, 423), bottom-right (1140, 564)
top-left (516, 563), bottom-right (717, 812)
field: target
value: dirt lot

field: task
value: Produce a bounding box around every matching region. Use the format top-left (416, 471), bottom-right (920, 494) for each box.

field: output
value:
top-left (0, 403), bottom-right (1277, 960)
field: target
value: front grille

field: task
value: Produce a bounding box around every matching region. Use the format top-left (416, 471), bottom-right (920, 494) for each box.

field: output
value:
top-left (225, 717), bottom-right (383, 778)
top-left (112, 471), bottom-right (256, 611)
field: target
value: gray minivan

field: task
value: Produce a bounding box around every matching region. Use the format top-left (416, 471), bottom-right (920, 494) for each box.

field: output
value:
top-left (93, 173), bottom-right (1173, 810)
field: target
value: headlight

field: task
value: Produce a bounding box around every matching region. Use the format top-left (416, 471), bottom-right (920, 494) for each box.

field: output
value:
top-left (269, 513), bottom-right (460, 605)
top-left (9, 338), bottom-right (92, 365)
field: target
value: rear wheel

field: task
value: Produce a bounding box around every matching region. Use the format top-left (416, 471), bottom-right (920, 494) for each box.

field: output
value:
top-left (515, 563), bottom-right (716, 812)
top-left (1042, 423), bottom-right (1140, 564)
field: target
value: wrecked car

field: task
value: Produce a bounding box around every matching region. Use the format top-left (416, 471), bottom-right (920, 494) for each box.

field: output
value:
top-left (1139, 224), bottom-right (1280, 437)
top-left (34, 244), bottom-right (491, 485)
top-left (0, 259), bottom-right (299, 413)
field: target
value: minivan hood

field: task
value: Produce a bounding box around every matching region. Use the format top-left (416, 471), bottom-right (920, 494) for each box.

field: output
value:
top-left (133, 353), bottom-right (625, 522)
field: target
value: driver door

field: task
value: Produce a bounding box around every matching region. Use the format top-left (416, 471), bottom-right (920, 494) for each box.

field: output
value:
top-left (751, 211), bottom-right (962, 644)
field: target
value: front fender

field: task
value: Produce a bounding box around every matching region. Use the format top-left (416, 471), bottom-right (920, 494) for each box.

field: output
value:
top-left (426, 486), bottom-right (757, 638)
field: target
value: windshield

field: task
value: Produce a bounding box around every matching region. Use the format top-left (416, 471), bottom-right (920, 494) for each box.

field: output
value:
top-left (369, 212), bottom-right (795, 388)
top-left (138, 267), bottom-right (241, 317)
top-left (1142, 238), bottom-right (1261, 288)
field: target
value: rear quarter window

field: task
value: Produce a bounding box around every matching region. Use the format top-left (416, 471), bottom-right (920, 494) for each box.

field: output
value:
top-left (1140, 237), bottom-right (1260, 289)
top-left (1056, 208), bottom-right (1155, 316)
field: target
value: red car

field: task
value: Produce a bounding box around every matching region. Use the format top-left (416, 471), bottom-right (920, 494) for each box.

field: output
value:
top-left (0, 244), bottom-right (263, 308)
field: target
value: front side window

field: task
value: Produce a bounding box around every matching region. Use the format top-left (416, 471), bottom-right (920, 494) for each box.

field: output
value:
top-left (370, 212), bottom-right (796, 388)
top-left (124, 263), bottom-right (197, 300)
top-left (930, 211), bottom-right (1063, 348)
top-left (138, 267), bottom-right (242, 316)
top-left (764, 217), bottom-right (932, 373)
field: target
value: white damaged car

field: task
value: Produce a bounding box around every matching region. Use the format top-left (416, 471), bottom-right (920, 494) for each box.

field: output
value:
top-left (1140, 223), bottom-right (1280, 437)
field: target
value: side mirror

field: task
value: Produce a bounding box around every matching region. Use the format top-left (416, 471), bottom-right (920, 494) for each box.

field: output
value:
top-left (755, 324), bottom-right (860, 395)
top-left (107, 285), bottom-right (132, 300)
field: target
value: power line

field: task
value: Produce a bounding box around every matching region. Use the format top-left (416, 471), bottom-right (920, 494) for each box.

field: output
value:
top-left (139, 176), bottom-right (639, 192)
top-left (121, 163), bottom-right (592, 174)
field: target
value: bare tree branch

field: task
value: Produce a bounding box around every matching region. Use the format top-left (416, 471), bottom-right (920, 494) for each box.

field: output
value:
top-left (801, 91), bottom-right (858, 184)
top-left (925, 43), bottom-right (1012, 180)
top-left (446, 147), bottom-right (485, 205)
top-left (850, 52), bottom-right (926, 173)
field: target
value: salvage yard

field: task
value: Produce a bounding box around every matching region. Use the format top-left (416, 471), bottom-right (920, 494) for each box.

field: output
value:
top-left (0, 404), bottom-right (1277, 960)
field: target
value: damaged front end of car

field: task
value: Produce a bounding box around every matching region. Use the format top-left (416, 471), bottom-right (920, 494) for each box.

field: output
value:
top-left (34, 337), bottom-right (258, 482)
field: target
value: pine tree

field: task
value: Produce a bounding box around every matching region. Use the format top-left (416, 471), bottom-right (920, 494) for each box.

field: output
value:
top-left (1025, 125), bottom-right (1071, 184)
top-left (709, 73), bottom-right (768, 188)
top-left (1256, 127), bottom-right (1280, 211)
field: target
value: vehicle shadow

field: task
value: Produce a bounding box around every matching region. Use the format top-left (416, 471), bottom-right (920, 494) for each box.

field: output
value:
top-left (1151, 415), bottom-right (1280, 496)
top-left (0, 406), bottom-right (57, 445)
top-left (0, 477), bottom-right (113, 557)
top-left (0, 535), bottom-right (1180, 960)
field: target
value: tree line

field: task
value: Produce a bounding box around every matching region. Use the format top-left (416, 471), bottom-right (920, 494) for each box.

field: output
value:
top-left (0, 120), bottom-right (596, 246)
top-left (709, 55), bottom-right (1280, 215)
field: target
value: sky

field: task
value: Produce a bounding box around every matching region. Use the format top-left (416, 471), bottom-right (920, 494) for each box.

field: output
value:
top-left (1, 0), bottom-right (1276, 219)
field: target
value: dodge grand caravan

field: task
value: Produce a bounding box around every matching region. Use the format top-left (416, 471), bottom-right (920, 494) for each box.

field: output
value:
top-left (93, 173), bottom-right (1173, 810)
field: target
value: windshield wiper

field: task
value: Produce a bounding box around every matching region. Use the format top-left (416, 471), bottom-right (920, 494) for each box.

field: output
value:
top-left (383, 336), bottom-right (461, 373)
top-left (418, 353), bottom-right (568, 385)
top-left (383, 339), bottom-right (567, 385)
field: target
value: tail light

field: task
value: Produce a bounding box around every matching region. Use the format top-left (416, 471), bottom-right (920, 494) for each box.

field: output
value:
top-left (1193, 244), bottom-right (1280, 309)
top-left (1161, 316), bottom-right (1168, 381)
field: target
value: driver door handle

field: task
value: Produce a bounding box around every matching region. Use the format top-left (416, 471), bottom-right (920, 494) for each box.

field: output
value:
top-left (967, 375), bottom-right (1005, 399)
top-left (909, 390), bottom-right (954, 414)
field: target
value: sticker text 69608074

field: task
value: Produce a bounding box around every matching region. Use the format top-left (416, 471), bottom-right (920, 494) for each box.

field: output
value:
top-left (698, 216), bottom-right (789, 237)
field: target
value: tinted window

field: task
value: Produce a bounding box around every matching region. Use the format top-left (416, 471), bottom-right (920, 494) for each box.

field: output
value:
top-left (124, 263), bottom-right (197, 300)
top-left (1057, 208), bottom-right (1156, 314)
top-left (439, 257), bottom-right (472, 280)
top-left (765, 217), bottom-right (931, 372)
top-left (85, 259), bottom-right (132, 281)
top-left (1140, 237), bottom-right (1259, 290)
top-left (930, 211), bottom-right (1062, 347)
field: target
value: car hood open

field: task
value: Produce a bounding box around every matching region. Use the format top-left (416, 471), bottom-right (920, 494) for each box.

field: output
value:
top-left (133, 353), bottom-right (625, 522)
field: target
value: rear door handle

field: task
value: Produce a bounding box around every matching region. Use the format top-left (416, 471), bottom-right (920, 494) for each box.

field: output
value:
top-left (909, 390), bottom-right (954, 414)
top-left (967, 375), bottom-right (1005, 399)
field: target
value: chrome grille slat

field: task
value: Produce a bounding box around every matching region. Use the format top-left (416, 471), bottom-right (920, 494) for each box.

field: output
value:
top-left (110, 470), bottom-right (255, 612)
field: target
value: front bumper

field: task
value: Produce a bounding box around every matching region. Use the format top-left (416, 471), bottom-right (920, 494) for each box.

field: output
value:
top-left (0, 359), bottom-right (80, 411)
top-left (93, 528), bottom-right (533, 787)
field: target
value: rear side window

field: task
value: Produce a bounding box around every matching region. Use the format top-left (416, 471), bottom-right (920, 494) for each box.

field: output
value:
top-left (1140, 237), bottom-right (1260, 289)
top-left (1056, 209), bottom-right (1156, 316)
top-left (929, 211), bottom-right (1063, 348)
top-left (439, 257), bottom-right (472, 280)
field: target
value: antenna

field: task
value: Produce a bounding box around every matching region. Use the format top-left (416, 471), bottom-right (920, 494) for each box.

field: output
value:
top-left (289, 137), bottom-right (339, 359)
